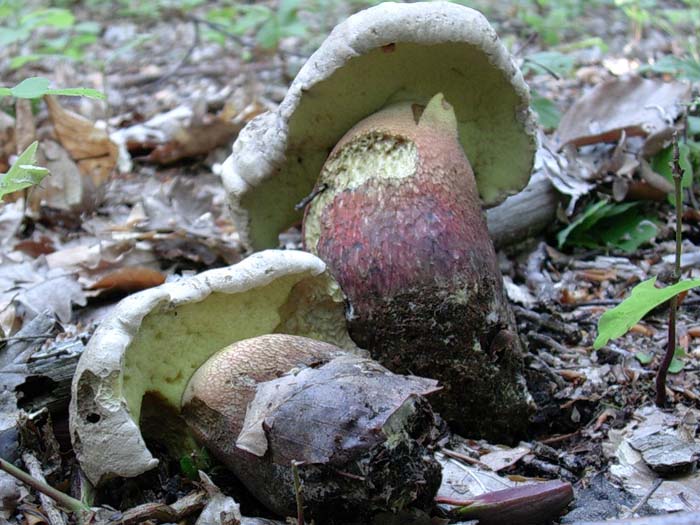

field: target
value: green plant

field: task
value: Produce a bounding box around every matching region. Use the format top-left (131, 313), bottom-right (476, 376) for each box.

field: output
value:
top-left (205, 0), bottom-right (309, 50)
top-left (594, 277), bottom-right (700, 350)
top-left (521, 50), bottom-right (576, 130)
top-left (0, 77), bottom-right (104, 100)
top-left (0, 6), bottom-right (100, 68)
top-left (641, 55), bottom-right (700, 82)
top-left (615, 0), bottom-right (656, 39)
top-left (557, 199), bottom-right (659, 252)
top-left (514, 0), bottom-right (601, 45)
top-left (0, 141), bottom-right (48, 199)
top-left (0, 77), bottom-right (104, 199)
top-left (594, 138), bottom-right (700, 406)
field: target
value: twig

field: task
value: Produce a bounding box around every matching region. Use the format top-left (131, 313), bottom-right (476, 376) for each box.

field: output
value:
top-left (21, 452), bottom-right (66, 525)
top-left (656, 134), bottom-right (684, 407)
top-left (148, 19), bottom-right (201, 88)
top-left (440, 447), bottom-right (491, 470)
top-left (291, 460), bottom-right (304, 525)
top-left (0, 457), bottom-right (86, 515)
top-left (626, 478), bottom-right (662, 517)
top-left (522, 57), bottom-right (561, 79)
top-left (295, 183), bottom-right (328, 210)
top-left (1, 334), bottom-right (55, 344)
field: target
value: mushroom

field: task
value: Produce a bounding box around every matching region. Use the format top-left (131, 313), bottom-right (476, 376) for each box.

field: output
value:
top-left (69, 250), bottom-right (356, 485)
top-left (222, 2), bottom-right (536, 439)
top-left (182, 334), bottom-right (442, 521)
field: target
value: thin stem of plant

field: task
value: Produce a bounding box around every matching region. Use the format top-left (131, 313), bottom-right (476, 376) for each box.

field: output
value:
top-left (656, 135), bottom-right (684, 407)
top-left (291, 460), bottom-right (305, 525)
top-left (0, 457), bottom-right (87, 514)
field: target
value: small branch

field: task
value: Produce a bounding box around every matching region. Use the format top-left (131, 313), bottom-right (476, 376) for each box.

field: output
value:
top-left (21, 452), bottom-right (66, 525)
top-left (148, 19), bottom-right (201, 88)
top-left (0, 457), bottom-right (87, 514)
top-left (626, 478), bottom-right (663, 517)
top-left (291, 460), bottom-right (305, 525)
top-left (295, 183), bottom-right (327, 211)
top-left (440, 447), bottom-right (491, 470)
top-left (656, 134), bottom-right (685, 407)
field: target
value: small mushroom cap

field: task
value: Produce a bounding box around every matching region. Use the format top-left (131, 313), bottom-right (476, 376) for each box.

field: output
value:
top-left (69, 250), bottom-right (356, 486)
top-left (223, 1), bottom-right (537, 250)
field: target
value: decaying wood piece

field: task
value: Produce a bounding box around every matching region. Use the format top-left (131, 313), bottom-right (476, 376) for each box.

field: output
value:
top-left (487, 173), bottom-right (559, 249)
top-left (21, 452), bottom-right (66, 525)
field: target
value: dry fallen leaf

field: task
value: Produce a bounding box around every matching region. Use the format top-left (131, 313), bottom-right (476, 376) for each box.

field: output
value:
top-left (89, 266), bottom-right (165, 294)
top-left (556, 76), bottom-right (691, 154)
top-left (45, 95), bottom-right (117, 186)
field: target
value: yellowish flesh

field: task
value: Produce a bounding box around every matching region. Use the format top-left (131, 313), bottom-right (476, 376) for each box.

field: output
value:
top-left (122, 275), bottom-right (303, 422)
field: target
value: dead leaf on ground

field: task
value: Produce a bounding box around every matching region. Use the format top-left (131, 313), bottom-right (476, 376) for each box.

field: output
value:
top-left (0, 110), bottom-right (15, 172)
top-left (45, 95), bottom-right (118, 186)
top-left (89, 266), bottom-right (165, 294)
top-left (556, 76), bottom-right (691, 154)
top-left (27, 140), bottom-right (96, 213)
top-left (0, 257), bottom-right (86, 326)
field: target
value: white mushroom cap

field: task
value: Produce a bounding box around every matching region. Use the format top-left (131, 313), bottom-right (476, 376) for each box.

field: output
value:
top-left (69, 250), bottom-right (355, 485)
top-left (222, 1), bottom-right (537, 250)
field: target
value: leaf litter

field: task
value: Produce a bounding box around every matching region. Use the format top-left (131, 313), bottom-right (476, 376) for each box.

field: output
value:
top-left (2, 1), bottom-right (700, 524)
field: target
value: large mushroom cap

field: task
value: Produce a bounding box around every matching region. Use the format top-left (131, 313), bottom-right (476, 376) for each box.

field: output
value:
top-left (69, 250), bottom-right (356, 486)
top-left (223, 1), bottom-right (537, 250)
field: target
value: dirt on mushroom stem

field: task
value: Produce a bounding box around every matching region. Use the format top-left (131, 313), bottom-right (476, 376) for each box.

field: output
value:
top-left (303, 95), bottom-right (532, 441)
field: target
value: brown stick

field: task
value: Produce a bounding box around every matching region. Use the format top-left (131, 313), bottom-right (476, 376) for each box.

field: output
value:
top-left (291, 460), bottom-right (305, 525)
top-left (656, 135), bottom-right (684, 407)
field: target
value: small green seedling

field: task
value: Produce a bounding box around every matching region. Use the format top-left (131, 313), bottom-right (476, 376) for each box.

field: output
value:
top-left (557, 199), bottom-right (658, 252)
top-left (0, 141), bottom-right (49, 199)
top-left (0, 76), bottom-right (104, 100)
top-left (635, 347), bottom-right (687, 374)
top-left (594, 277), bottom-right (700, 350)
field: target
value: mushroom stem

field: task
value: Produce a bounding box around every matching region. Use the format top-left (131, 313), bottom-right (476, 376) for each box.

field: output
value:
top-left (303, 94), bottom-right (531, 440)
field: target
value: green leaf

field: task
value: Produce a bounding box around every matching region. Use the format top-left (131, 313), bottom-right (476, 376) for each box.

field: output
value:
top-left (669, 347), bottom-right (686, 374)
top-left (278, 0), bottom-right (303, 24)
top-left (9, 54), bottom-right (44, 69)
top-left (179, 456), bottom-right (198, 480)
top-left (559, 199), bottom-right (658, 252)
top-left (634, 352), bottom-right (653, 365)
top-left (688, 116), bottom-right (700, 137)
top-left (20, 8), bottom-right (74, 30)
top-left (557, 200), bottom-right (610, 248)
top-left (44, 87), bottom-right (105, 99)
top-left (531, 95), bottom-right (561, 130)
top-left (0, 27), bottom-right (29, 46)
top-left (9, 77), bottom-right (50, 98)
top-left (523, 51), bottom-right (575, 77)
top-left (611, 219), bottom-right (658, 252)
top-left (0, 142), bottom-right (50, 198)
top-left (594, 278), bottom-right (700, 349)
top-left (0, 78), bottom-right (104, 100)
top-left (255, 18), bottom-right (280, 49)
top-left (641, 55), bottom-right (700, 82)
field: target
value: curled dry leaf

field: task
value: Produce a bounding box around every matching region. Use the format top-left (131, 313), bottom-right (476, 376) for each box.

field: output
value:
top-left (556, 77), bottom-right (691, 154)
top-left (45, 95), bottom-right (118, 187)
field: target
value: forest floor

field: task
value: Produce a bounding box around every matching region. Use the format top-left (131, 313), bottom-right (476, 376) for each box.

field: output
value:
top-left (1, 1), bottom-right (700, 524)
